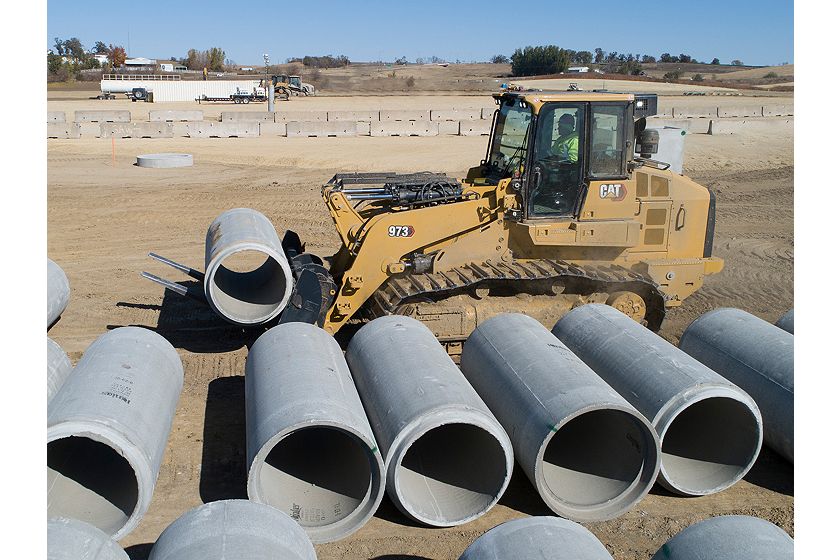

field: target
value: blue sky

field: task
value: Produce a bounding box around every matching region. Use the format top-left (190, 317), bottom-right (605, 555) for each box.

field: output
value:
top-left (47, 0), bottom-right (792, 66)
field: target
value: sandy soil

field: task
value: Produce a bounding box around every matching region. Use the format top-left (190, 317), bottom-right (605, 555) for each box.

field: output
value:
top-left (46, 95), bottom-right (793, 559)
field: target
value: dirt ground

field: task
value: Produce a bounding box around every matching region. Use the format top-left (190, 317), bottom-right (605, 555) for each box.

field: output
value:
top-left (46, 92), bottom-right (793, 559)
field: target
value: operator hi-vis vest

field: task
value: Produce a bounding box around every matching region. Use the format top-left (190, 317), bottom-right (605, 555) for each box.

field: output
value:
top-left (551, 133), bottom-right (579, 163)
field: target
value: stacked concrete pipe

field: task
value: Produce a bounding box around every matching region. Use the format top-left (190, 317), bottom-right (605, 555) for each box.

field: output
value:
top-left (346, 315), bottom-right (514, 526)
top-left (47, 327), bottom-right (184, 539)
top-left (552, 304), bottom-right (763, 496)
top-left (461, 313), bottom-right (661, 521)
top-left (48, 517), bottom-right (129, 560)
top-left (204, 208), bottom-right (294, 325)
top-left (776, 308), bottom-right (794, 334)
top-left (459, 516), bottom-right (614, 560)
top-left (148, 500), bottom-right (317, 560)
top-left (47, 337), bottom-right (73, 405)
top-left (246, 322), bottom-right (385, 543)
top-left (48, 258), bottom-right (70, 329)
top-left (650, 515), bottom-right (793, 560)
top-left (680, 307), bottom-right (794, 462)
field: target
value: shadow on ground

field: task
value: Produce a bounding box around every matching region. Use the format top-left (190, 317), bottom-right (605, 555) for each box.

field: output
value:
top-left (199, 376), bottom-right (249, 503)
top-left (124, 543), bottom-right (153, 560)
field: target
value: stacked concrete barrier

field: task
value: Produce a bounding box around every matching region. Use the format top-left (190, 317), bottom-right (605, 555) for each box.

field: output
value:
top-left (186, 121), bottom-right (259, 137)
top-left (48, 258), bottom-right (70, 329)
top-left (47, 337), bottom-right (73, 405)
top-left (462, 314), bottom-right (660, 521)
top-left (47, 327), bottom-right (184, 539)
top-left (552, 304), bottom-right (763, 496)
top-left (148, 500), bottom-right (317, 560)
top-left (718, 105), bottom-right (763, 118)
top-left (150, 110), bottom-right (203, 122)
top-left (776, 308), bottom-right (794, 334)
top-left (203, 208), bottom-right (294, 325)
top-left (74, 110), bottom-right (131, 123)
top-left (100, 122), bottom-right (174, 139)
top-left (274, 110), bottom-right (328, 122)
top-left (78, 123), bottom-right (101, 137)
top-left (481, 107), bottom-right (496, 119)
top-left (709, 118), bottom-right (793, 135)
top-left (431, 108), bottom-right (482, 121)
top-left (680, 308), bottom-right (794, 462)
top-left (371, 121), bottom-right (439, 137)
top-left (438, 121), bottom-right (460, 135)
top-left (48, 111), bottom-right (66, 123)
top-left (47, 123), bottom-right (81, 139)
top-left (762, 104), bottom-right (794, 117)
top-left (259, 122), bottom-right (288, 137)
top-left (379, 109), bottom-right (429, 121)
top-left (246, 322), bottom-right (385, 543)
top-left (459, 121), bottom-right (491, 136)
top-left (328, 110), bottom-right (378, 122)
top-left (346, 316), bottom-right (514, 526)
top-left (459, 517), bottom-right (614, 560)
top-left (221, 111), bottom-right (275, 122)
top-left (48, 517), bottom-right (129, 560)
top-left (672, 107), bottom-right (717, 119)
top-left (651, 515), bottom-right (793, 560)
top-left (287, 121), bottom-right (356, 137)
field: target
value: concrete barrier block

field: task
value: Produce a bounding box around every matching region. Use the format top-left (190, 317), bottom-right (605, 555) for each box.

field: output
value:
top-left (438, 120), bottom-right (460, 135)
top-left (74, 110), bottom-right (131, 123)
top-left (187, 121), bottom-right (259, 138)
top-left (762, 104), bottom-right (794, 117)
top-left (709, 118), bottom-right (793, 135)
top-left (48, 111), bottom-right (66, 123)
top-left (379, 110), bottom-right (430, 121)
top-left (47, 123), bottom-right (80, 139)
top-left (78, 123), bottom-right (101, 137)
top-left (481, 107), bottom-right (497, 120)
top-left (459, 120), bottom-right (491, 136)
top-left (328, 110), bottom-right (378, 122)
top-left (221, 111), bottom-right (275, 122)
top-left (273, 111), bottom-right (328, 123)
top-left (101, 122), bottom-right (174, 138)
top-left (717, 105), bottom-right (762, 118)
top-left (259, 122), bottom-right (288, 137)
top-left (672, 107), bottom-right (717, 119)
top-left (286, 121), bottom-right (357, 137)
top-left (431, 108), bottom-right (482, 121)
top-left (647, 118), bottom-right (711, 134)
top-left (172, 123), bottom-right (191, 137)
top-left (150, 110), bottom-right (204, 122)
top-left (356, 121), bottom-right (371, 136)
top-left (371, 121), bottom-right (439, 137)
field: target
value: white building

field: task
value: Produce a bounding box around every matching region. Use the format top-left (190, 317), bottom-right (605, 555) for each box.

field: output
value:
top-left (566, 66), bottom-right (590, 73)
top-left (125, 57), bottom-right (156, 67)
top-left (160, 63), bottom-right (174, 72)
top-left (93, 54), bottom-right (109, 65)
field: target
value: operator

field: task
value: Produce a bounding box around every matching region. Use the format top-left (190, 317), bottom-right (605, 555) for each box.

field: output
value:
top-left (550, 113), bottom-right (579, 163)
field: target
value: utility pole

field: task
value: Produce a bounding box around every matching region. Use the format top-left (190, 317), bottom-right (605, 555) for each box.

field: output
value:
top-left (264, 53), bottom-right (274, 113)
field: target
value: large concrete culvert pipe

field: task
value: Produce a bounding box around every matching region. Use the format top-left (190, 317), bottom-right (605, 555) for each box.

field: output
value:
top-left (48, 258), bottom-right (70, 329)
top-left (459, 516), bottom-right (614, 560)
top-left (48, 517), bottom-right (130, 560)
top-left (650, 515), bottom-right (793, 560)
top-left (776, 308), bottom-right (794, 334)
top-left (680, 307), bottom-right (794, 462)
top-left (47, 337), bottom-right (73, 405)
top-left (245, 322), bottom-right (385, 543)
top-left (47, 327), bottom-right (184, 540)
top-left (204, 208), bottom-right (294, 325)
top-left (148, 500), bottom-right (317, 560)
top-left (346, 315), bottom-right (514, 527)
top-left (461, 313), bottom-right (661, 521)
top-left (552, 304), bottom-right (763, 496)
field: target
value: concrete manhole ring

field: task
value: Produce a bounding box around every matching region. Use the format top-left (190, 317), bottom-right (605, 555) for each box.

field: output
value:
top-left (136, 153), bottom-right (194, 168)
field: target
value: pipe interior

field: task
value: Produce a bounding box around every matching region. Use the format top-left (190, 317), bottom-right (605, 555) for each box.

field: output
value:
top-left (541, 409), bottom-right (651, 507)
top-left (260, 426), bottom-right (375, 527)
top-left (47, 436), bottom-right (139, 536)
top-left (397, 423), bottom-right (508, 523)
top-left (208, 249), bottom-right (288, 322)
top-left (661, 396), bottom-right (761, 493)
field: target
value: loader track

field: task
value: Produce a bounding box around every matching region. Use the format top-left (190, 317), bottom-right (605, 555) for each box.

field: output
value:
top-left (362, 258), bottom-right (668, 342)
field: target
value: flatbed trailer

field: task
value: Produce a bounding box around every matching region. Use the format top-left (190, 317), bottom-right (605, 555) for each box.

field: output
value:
top-left (196, 93), bottom-right (267, 104)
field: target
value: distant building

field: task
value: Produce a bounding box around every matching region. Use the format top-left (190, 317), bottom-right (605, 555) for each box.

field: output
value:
top-left (160, 63), bottom-right (174, 72)
top-left (566, 66), bottom-right (590, 73)
top-left (174, 65), bottom-right (188, 72)
top-left (125, 57), bottom-right (156, 67)
top-left (93, 54), bottom-right (109, 65)
top-left (239, 67), bottom-right (254, 71)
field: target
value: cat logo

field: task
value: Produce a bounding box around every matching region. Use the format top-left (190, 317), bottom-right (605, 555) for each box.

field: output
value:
top-left (599, 183), bottom-right (627, 201)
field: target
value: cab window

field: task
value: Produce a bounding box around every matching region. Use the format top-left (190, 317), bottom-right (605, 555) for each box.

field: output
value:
top-left (530, 103), bottom-right (585, 216)
top-left (590, 103), bottom-right (629, 178)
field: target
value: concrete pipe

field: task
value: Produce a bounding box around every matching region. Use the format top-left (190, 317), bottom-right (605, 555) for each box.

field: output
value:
top-left (651, 515), bottom-right (793, 560)
top-left (47, 337), bottom-right (73, 405)
top-left (47, 327), bottom-right (184, 540)
top-left (148, 500), bottom-right (316, 560)
top-left (459, 516), bottom-right (614, 560)
top-left (461, 313), bottom-right (660, 521)
top-left (204, 208), bottom-right (293, 325)
top-left (776, 308), bottom-right (794, 334)
top-left (246, 322), bottom-right (385, 543)
top-left (48, 517), bottom-right (129, 560)
top-left (552, 304), bottom-right (762, 496)
top-left (48, 258), bottom-right (70, 329)
top-left (346, 315), bottom-right (513, 527)
top-left (680, 307), bottom-right (794, 462)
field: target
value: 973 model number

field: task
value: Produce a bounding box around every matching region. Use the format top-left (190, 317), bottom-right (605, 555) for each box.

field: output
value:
top-left (388, 225), bottom-right (415, 237)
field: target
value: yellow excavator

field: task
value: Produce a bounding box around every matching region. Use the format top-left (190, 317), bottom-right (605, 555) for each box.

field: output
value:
top-left (147, 90), bottom-right (722, 356)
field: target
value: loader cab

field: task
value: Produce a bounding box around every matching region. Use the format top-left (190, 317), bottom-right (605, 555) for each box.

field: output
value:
top-left (484, 92), bottom-right (636, 220)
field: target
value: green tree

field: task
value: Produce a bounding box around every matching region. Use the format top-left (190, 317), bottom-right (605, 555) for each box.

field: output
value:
top-left (93, 41), bottom-right (109, 54)
top-left (641, 54), bottom-right (656, 63)
top-left (207, 47), bottom-right (226, 71)
top-left (63, 37), bottom-right (85, 60)
top-left (511, 45), bottom-right (572, 77)
top-left (711, 58), bottom-right (720, 65)
top-left (691, 73), bottom-right (704, 81)
top-left (663, 70), bottom-right (683, 82)
top-left (594, 48), bottom-right (604, 63)
top-left (47, 52), bottom-right (63, 74)
top-left (491, 54), bottom-right (509, 64)
top-left (574, 50), bottom-right (593, 64)
top-left (731, 59), bottom-right (744, 66)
